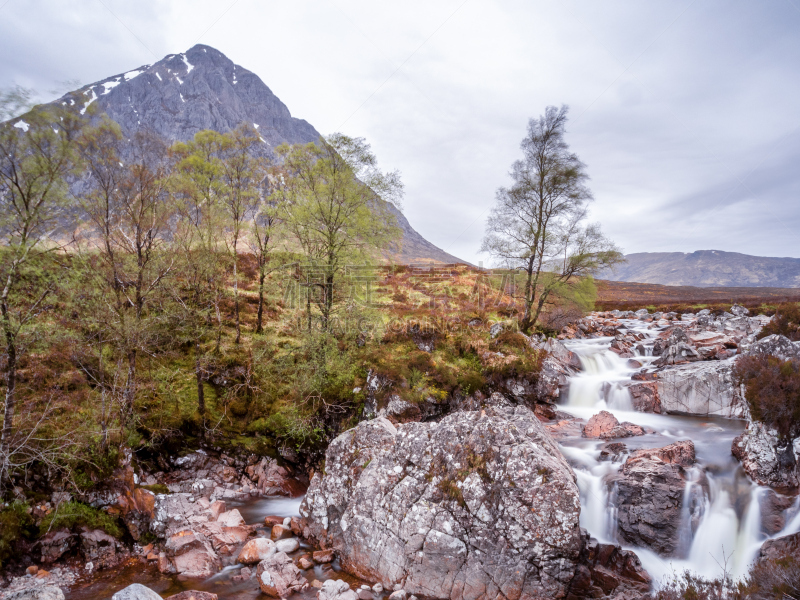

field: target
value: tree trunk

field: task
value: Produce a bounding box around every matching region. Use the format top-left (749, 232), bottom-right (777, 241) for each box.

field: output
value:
top-left (0, 339), bottom-right (17, 497)
top-left (256, 271), bottom-right (265, 334)
top-left (121, 348), bottom-right (137, 429)
top-left (233, 244), bottom-right (241, 345)
top-left (195, 341), bottom-right (205, 439)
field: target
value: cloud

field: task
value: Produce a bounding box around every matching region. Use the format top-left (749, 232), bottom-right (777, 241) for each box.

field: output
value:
top-left (1, 0), bottom-right (799, 263)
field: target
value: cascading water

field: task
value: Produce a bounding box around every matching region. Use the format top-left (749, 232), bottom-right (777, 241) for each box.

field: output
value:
top-left (558, 319), bottom-right (799, 586)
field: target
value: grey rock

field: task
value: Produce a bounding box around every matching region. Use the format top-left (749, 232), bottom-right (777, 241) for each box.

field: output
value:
top-left (730, 304), bottom-right (750, 317)
top-left (300, 404), bottom-right (583, 600)
top-left (3, 588), bottom-right (65, 600)
top-left (257, 552), bottom-right (308, 598)
top-left (378, 396), bottom-right (422, 424)
top-left (746, 334), bottom-right (800, 361)
top-left (732, 422), bottom-right (800, 491)
top-left (613, 443), bottom-right (697, 556)
top-left (656, 361), bottom-right (745, 417)
top-left (111, 584), bottom-right (162, 600)
top-left (317, 579), bottom-right (358, 600)
top-left (274, 538), bottom-right (299, 554)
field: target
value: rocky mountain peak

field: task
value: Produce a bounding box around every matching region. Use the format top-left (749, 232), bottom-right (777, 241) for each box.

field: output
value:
top-left (51, 45), bottom-right (464, 264)
top-left (59, 44), bottom-right (319, 154)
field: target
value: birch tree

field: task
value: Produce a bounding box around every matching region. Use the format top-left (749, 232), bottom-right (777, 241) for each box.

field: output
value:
top-left (480, 105), bottom-right (623, 333)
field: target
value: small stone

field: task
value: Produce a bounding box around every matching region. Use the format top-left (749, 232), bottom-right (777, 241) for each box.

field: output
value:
top-left (264, 515), bottom-right (284, 527)
top-left (270, 524), bottom-right (292, 540)
top-left (389, 590), bottom-right (406, 600)
top-left (275, 538), bottom-right (299, 554)
top-left (312, 548), bottom-right (335, 563)
top-left (372, 584), bottom-right (383, 594)
top-left (36, 569), bottom-right (51, 578)
top-left (26, 565), bottom-right (38, 575)
top-left (358, 590), bottom-right (374, 600)
top-left (312, 580), bottom-right (324, 589)
top-left (297, 557), bottom-right (313, 570)
top-left (85, 562), bottom-right (94, 571)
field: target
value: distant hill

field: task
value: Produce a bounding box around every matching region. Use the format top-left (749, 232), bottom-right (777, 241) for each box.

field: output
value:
top-left (600, 250), bottom-right (800, 288)
top-left (49, 44), bottom-right (464, 265)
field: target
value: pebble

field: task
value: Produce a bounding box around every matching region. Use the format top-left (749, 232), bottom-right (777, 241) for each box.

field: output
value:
top-left (372, 583), bottom-right (383, 593)
top-left (275, 537), bottom-right (299, 553)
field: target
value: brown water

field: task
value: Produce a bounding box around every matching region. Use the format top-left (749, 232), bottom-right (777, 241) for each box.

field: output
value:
top-left (65, 496), bottom-right (367, 600)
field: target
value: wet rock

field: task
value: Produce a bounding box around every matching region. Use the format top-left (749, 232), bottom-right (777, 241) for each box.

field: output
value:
top-left (545, 418), bottom-right (583, 441)
top-left (599, 443), bottom-right (629, 463)
top-left (298, 556), bottom-right (314, 570)
top-left (757, 531), bottom-right (800, 562)
top-left (582, 411), bottom-right (645, 440)
top-left (300, 405), bottom-right (583, 600)
top-left (244, 456), bottom-right (302, 496)
top-left (613, 443), bottom-right (695, 556)
top-left (111, 584), bottom-right (162, 600)
top-left (654, 342), bottom-right (701, 366)
top-left (626, 440), bottom-right (696, 468)
top-left (238, 538), bottom-right (276, 564)
top-left (566, 531), bottom-right (651, 599)
top-left (317, 579), bottom-right (358, 600)
top-left (257, 551), bottom-right (309, 598)
top-left (760, 490), bottom-right (797, 535)
top-left (732, 422), bottom-right (800, 492)
top-left (165, 530), bottom-right (221, 578)
top-left (39, 529), bottom-right (76, 564)
top-left (165, 592), bottom-right (219, 600)
top-left (313, 549), bottom-right (335, 563)
top-left (656, 361), bottom-right (745, 417)
top-left (79, 528), bottom-right (121, 570)
top-left (270, 524), bottom-right (293, 540)
top-left (275, 538), bottom-right (299, 553)
top-left (627, 381), bottom-right (661, 414)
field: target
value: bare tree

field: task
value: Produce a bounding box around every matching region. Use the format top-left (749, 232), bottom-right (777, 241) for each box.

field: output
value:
top-left (0, 93), bottom-right (86, 496)
top-left (480, 105), bottom-right (623, 333)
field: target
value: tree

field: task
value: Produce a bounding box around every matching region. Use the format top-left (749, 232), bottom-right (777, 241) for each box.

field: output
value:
top-left (170, 131), bottom-right (230, 434)
top-left (0, 93), bottom-right (86, 495)
top-left (275, 134), bottom-right (403, 331)
top-left (248, 179), bottom-right (283, 335)
top-left (480, 105), bottom-right (623, 333)
top-left (218, 124), bottom-right (265, 344)
top-left (76, 118), bottom-right (174, 435)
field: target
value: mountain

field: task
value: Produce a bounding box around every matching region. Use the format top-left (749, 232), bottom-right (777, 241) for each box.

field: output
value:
top-left (600, 250), bottom-right (800, 287)
top-left (56, 44), bottom-right (464, 265)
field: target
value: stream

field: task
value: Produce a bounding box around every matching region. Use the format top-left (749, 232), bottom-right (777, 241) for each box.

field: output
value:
top-left (558, 319), bottom-right (800, 585)
top-left (65, 496), bottom-right (366, 600)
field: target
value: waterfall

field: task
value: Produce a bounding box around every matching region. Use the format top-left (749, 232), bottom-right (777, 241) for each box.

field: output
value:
top-left (559, 319), bottom-right (778, 586)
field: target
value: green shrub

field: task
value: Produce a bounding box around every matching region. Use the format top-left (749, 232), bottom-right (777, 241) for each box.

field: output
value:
top-left (0, 502), bottom-right (35, 567)
top-left (39, 501), bottom-right (123, 538)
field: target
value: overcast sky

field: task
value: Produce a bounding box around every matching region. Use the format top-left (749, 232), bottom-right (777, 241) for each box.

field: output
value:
top-left (1, 0), bottom-right (799, 264)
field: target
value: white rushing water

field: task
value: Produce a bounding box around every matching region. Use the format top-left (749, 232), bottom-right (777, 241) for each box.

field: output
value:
top-left (558, 319), bottom-right (799, 585)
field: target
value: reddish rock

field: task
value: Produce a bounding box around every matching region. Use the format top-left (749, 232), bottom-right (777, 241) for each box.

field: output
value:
top-left (238, 538), bottom-right (276, 564)
top-left (566, 533), bottom-right (651, 600)
top-left (270, 524), bottom-right (292, 541)
top-left (624, 440), bottom-right (695, 471)
top-left (628, 381), bottom-right (661, 414)
top-left (264, 515), bottom-right (284, 527)
top-left (165, 592), bottom-right (219, 600)
top-left (165, 530), bottom-right (221, 578)
top-left (582, 411), bottom-right (646, 440)
top-left (312, 548), bottom-right (335, 563)
top-left (257, 551), bottom-right (309, 598)
top-left (545, 418), bottom-right (583, 441)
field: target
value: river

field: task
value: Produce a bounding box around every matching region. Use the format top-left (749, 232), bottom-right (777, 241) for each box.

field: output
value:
top-left (558, 319), bottom-right (800, 585)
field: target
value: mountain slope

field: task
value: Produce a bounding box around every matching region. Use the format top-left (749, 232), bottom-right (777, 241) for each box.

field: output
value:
top-left (56, 44), bottom-right (464, 264)
top-left (600, 250), bottom-right (800, 287)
